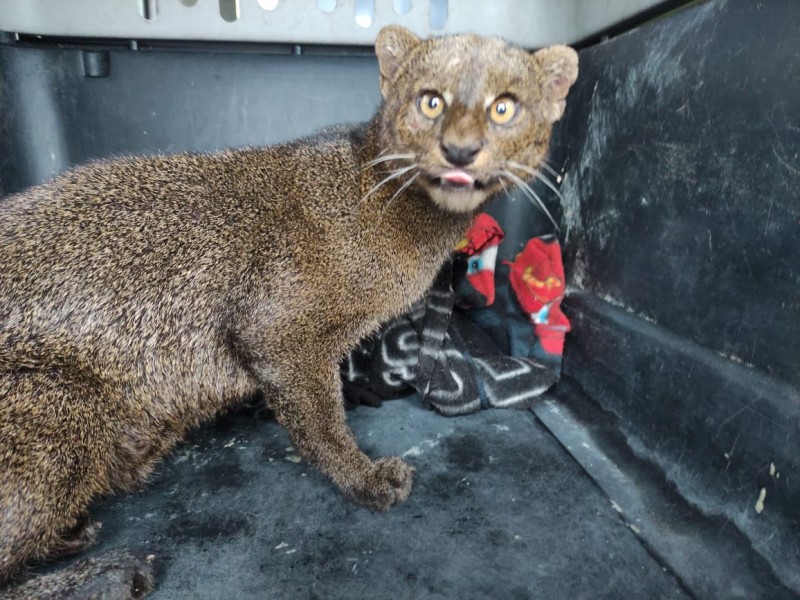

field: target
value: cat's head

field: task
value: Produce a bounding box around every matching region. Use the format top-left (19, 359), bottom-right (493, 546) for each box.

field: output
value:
top-left (374, 26), bottom-right (578, 214)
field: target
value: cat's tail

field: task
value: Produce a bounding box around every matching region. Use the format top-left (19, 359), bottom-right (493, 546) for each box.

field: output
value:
top-left (0, 549), bottom-right (154, 600)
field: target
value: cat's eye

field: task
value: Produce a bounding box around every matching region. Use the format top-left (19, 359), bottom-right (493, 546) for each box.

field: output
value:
top-left (419, 92), bottom-right (446, 120)
top-left (489, 96), bottom-right (518, 125)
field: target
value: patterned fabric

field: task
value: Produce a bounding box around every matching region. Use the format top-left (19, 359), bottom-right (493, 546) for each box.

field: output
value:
top-left (341, 214), bottom-right (569, 416)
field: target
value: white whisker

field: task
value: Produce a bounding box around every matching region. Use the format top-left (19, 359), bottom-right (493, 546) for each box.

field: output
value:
top-left (361, 153), bottom-right (416, 170)
top-left (508, 160), bottom-right (563, 200)
top-left (539, 160), bottom-right (563, 183)
top-left (499, 177), bottom-right (510, 197)
top-left (381, 171), bottom-right (419, 220)
top-left (360, 164), bottom-right (417, 204)
top-left (390, 171), bottom-right (419, 204)
top-left (502, 170), bottom-right (560, 232)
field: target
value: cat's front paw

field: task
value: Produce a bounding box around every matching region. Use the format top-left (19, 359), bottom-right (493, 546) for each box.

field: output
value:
top-left (352, 456), bottom-right (414, 511)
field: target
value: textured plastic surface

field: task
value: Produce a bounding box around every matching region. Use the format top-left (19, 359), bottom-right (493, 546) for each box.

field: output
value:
top-left (35, 400), bottom-right (691, 599)
top-left (559, 0), bottom-right (800, 386)
top-left (556, 0), bottom-right (800, 592)
top-left (0, 0), bottom-right (666, 47)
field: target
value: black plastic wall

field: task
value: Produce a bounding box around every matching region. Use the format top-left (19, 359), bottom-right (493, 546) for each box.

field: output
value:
top-left (555, 0), bottom-right (800, 592)
top-left (559, 0), bottom-right (800, 386)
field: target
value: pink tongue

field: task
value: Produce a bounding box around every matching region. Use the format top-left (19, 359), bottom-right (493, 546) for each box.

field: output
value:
top-left (441, 170), bottom-right (475, 186)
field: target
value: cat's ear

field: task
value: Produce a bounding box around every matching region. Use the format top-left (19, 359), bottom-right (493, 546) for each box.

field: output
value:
top-left (531, 45), bottom-right (579, 122)
top-left (375, 25), bottom-right (421, 98)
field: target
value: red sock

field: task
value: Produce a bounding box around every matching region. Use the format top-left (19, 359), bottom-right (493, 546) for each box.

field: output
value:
top-left (506, 236), bottom-right (571, 357)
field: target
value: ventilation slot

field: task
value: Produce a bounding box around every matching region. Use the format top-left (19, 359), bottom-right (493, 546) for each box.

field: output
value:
top-left (219, 0), bottom-right (241, 22)
top-left (393, 0), bottom-right (411, 16)
top-left (137, 0), bottom-right (158, 21)
top-left (354, 0), bottom-right (374, 28)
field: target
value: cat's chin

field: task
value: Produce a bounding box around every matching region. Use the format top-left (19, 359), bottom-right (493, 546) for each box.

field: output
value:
top-left (424, 185), bottom-right (490, 214)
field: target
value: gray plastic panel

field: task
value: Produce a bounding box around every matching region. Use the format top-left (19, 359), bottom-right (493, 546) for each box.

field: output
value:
top-left (0, 44), bottom-right (384, 196)
top-left (0, 0), bottom-right (666, 47)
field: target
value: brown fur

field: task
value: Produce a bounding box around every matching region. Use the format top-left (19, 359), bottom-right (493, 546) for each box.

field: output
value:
top-left (0, 26), bottom-right (577, 594)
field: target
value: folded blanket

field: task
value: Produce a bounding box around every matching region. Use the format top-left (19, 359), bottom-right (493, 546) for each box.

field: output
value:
top-left (342, 214), bottom-right (569, 416)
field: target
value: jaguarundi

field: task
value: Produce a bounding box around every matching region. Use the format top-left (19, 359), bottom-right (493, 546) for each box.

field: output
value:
top-left (0, 25), bottom-right (577, 597)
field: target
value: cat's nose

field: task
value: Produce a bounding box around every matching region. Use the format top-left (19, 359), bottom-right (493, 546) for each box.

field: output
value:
top-left (441, 142), bottom-right (482, 167)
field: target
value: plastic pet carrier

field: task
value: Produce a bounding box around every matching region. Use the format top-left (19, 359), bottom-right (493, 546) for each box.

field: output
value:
top-left (0, 0), bottom-right (797, 598)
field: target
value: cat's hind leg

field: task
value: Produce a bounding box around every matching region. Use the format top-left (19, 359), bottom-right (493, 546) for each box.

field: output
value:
top-left (0, 368), bottom-right (116, 584)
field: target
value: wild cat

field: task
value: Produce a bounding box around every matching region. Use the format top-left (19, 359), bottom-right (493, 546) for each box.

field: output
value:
top-left (0, 25), bottom-right (577, 596)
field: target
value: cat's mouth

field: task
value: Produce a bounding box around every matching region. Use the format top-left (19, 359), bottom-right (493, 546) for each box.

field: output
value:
top-left (423, 168), bottom-right (500, 213)
top-left (429, 169), bottom-right (488, 191)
